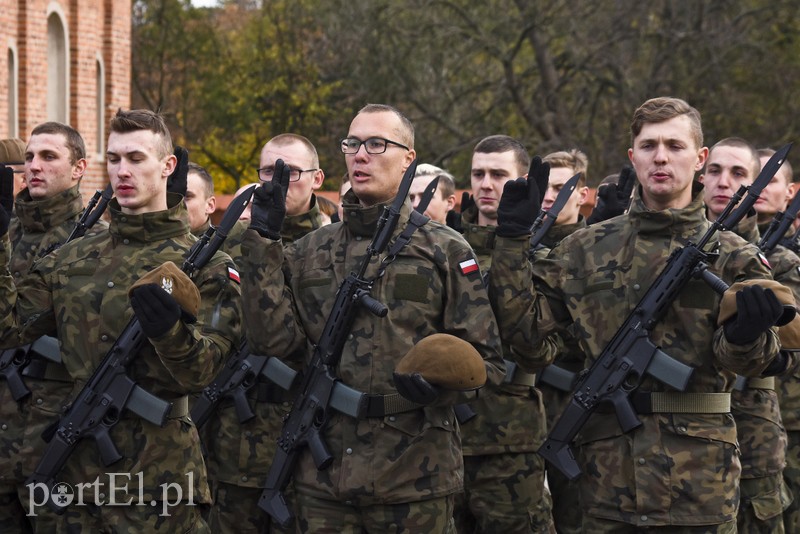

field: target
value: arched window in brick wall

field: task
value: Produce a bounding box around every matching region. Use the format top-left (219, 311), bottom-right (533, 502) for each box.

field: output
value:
top-left (7, 44), bottom-right (18, 137)
top-left (46, 10), bottom-right (69, 123)
top-left (96, 55), bottom-right (105, 155)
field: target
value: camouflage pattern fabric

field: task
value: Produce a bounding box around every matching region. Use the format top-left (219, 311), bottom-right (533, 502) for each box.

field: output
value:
top-left (238, 191), bottom-right (504, 509)
top-left (489, 183), bottom-right (781, 527)
top-left (451, 207), bottom-right (554, 532)
top-left (581, 514), bottom-right (737, 533)
top-left (203, 204), bottom-right (322, 533)
top-left (0, 195), bottom-right (242, 522)
top-left (207, 480), bottom-right (297, 534)
top-left (61, 500), bottom-right (210, 533)
top-left (783, 431), bottom-right (800, 531)
top-left (1, 184), bottom-right (107, 533)
top-left (453, 452), bottom-right (554, 533)
top-left (728, 216), bottom-right (797, 530)
top-left (295, 491), bottom-right (455, 533)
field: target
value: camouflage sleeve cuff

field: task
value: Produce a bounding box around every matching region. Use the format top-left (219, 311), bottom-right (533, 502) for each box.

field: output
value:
top-left (714, 326), bottom-right (782, 376)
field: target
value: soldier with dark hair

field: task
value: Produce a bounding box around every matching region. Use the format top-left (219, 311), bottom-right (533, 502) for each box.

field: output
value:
top-left (238, 104), bottom-right (504, 532)
top-left (0, 109), bottom-right (242, 532)
top-left (491, 97), bottom-right (785, 532)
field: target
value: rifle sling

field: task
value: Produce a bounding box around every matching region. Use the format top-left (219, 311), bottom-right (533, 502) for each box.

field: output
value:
top-left (738, 376), bottom-right (775, 390)
top-left (630, 392), bottom-right (730, 414)
top-left (376, 210), bottom-right (429, 276)
top-left (362, 392), bottom-right (424, 418)
top-left (167, 396), bottom-right (190, 418)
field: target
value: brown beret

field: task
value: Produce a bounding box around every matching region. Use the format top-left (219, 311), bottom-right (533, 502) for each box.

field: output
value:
top-left (128, 261), bottom-right (200, 319)
top-left (0, 138), bottom-right (25, 165)
top-left (718, 279), bottom-right (800, 349)
top-left (395, 334), bottom-right (487, 390)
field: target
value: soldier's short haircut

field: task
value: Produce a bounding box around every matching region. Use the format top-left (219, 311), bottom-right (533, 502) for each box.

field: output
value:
top-left (29, 122), bottom-right (86, 164)
top-left (109, 109), bottom-right (173, 159)
top-left (758, 147), bottom-right (796, 184)
top-left (631, 97), bottom-right (703, 149)
top-left (473, 135), bottom-right (531, 177)
top-left (357, 103), bottom-right (415, 149)
top-left (543, 149), bottom-right (588, 187)
top-left (187, 162), bottom-right (214, 197)
top-left (709, 137), bottom-right (761, 179)
top-left (267, 133), bottom-right (320, 168)
top-left (414, 163), bottom-right (456, 199)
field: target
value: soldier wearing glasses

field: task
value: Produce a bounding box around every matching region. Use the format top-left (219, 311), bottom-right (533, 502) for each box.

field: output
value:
top-left (203, 133), bottom-right (328, 533)
top-left (238, 103), bottom-right (504, 532)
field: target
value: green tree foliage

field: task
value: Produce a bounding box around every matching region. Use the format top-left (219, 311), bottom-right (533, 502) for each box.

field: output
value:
top-left (133, 0), bottom-right (800, 190)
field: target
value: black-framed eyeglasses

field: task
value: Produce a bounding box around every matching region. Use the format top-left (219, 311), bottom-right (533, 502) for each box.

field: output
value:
top-left (256, 166), bottom-right (318, 182)
top-left (340, 137), bottom-right (409, 155)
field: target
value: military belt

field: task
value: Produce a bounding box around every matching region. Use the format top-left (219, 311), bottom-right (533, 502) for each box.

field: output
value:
top-left (501, 360), bottom-right (537, 387)
top-left (169, 396), bottom-right (190, 419)
top-left (362, 392), bottom-right (423, 418)
top-left (744, 376), bottom-right (775, 390)
top-left (21, 359), bottom-right (72, 382)
top-left (631, 392), bottom-right (730, 414)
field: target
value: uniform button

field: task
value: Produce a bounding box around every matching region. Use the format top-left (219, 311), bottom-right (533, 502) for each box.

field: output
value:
top-left (638, 458), bottom-right (645, 465)
top-left (356, 236), bottom-right (362, 241)
top-left (348, 334), bottom-right (354, 340)
top-left (99, 493), bottom-right (106, 500)
top-left (388, 416), bottom-right (396, 422)
top-left (245, 431), bottom-right (252, 437)
top-left (633, 284), bottom-right (640, 290)
top-left (443, 420), bottom-right (449, 426)
top-left (241, 475), bottom-right (248, 482)
top-left (345, 448), bottom-right (353, 455)
top-left (641, 515), bottom-right (648, 522)
top-left (345, 500), bottom-right (353, 505)
top-left (107, 281), bottom-right (114, 288)
top-left (282, 402), bottom-right (290, 407)
top-left (36, 398), bottom-right (43, 405)
top-left (677, 425), bottom-right (687, 433)
top-left (120, 217), bottom-right (127, 223)
top-left (101, 335), bottom-right (108, 341)
top-left (13, 271), bottom-right (19, 277)
top-left (123, 239), bottom-right (130, 245)
top-left (1, 424), bottom-right (7, 430)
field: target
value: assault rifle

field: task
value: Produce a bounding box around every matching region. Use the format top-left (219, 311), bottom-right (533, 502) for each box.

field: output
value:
top-left (257, 160), bottom-right (420, 528)
top-left (760, 186), bottom-right (800, 254)
top-left (538, 143), bottom-right (792, 481)
top-left (529, 172), bottom-right (581, 254)
top-left (25, 186), bottom-right (255, 512)
top-left (0, 184), bottom-right (114, 401)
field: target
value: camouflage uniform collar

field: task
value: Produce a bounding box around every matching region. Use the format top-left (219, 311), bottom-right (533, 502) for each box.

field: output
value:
top-left (459, 205), bottom-right (496, 255)
top-left (732, 212), bottom-right (759, 244)
top-left (341, 189), bottom-right (414, 238)
top-left (191, 218), bottom-right (212, 238)
top-left (541, 217), bottom-right (586, 249)
top-left (108, 192), bottom-right (190, 242)
top-left (13, 184), bottom-right (83, 233)
top-left (282, 194), bottom-right (324, 243)
top-left (628, 181), bottom-right (708, 236)
top-left (757, 219), bottom-right (796, 241)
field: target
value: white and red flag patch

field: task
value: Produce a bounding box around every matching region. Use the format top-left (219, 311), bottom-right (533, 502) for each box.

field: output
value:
top-left (228, 266), bottom-right (241, 283)
top-left (757, 252), bottom-right (771, 270)
top-left (459, 258), bottom-right (479, 275)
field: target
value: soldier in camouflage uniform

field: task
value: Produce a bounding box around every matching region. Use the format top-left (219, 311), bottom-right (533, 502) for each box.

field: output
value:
top-left (184, 162), bottom-right (219, 235)
top-left (0, 123), bottom-right (106, 533)
top-left (238, 104), bottom-right (505, 533)
top-left (448, 135), bottom-right (554, 533)
top-left (700, 137), bottom-right (799, 532)
top-left (409, 164), bottom-right (456, 224)
top-left (203, 133), bottom-right (328, 533)
top-left (0, 109), bottom-right (242, 532)
top-left (755, 149), bottom-right (800, 532)
top-left (490, 97), bottom-right (785, 532)
top-left (533, 149), bottom-right (590, 534)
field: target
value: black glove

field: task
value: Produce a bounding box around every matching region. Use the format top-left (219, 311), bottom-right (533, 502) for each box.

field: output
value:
top-left (446, 191), bottom-right (474, 233)
top-left (130, 284), bottom-right (182, 338)
top-left (249, 159), bottom-right (290, 240)
top-left (0, 165), bottom-right (13, 237)
top-left (393, 372), bottom-right (440, 405)
top-left (723, 285), bottom-right (784, 345)
top-left (586, 165), bottom-right (636, 225)
top-left (495, 157), bottom-right (547, 238)
top-left (167, 146), bottom-right (189, 197)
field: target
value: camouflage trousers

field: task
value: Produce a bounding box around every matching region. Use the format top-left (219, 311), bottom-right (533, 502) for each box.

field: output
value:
top-left (295, 491), bottom-right (455, 533)
top-left (546, 464), bottom-right (581, 534)
top-left (207, 480), bottom-right (298, 533)
top-left (59, 502), bottom-right (209, 533)
top-left (0, 483), bottom-right (32, 534)
top-left (736, 472), bottom-right (791, 533)
top-left (581, 516), bottom-right (737, 533)
top-left (784, 430), bottom-right (800, 533)
top-left (454, 452), bottom-right (554, 533)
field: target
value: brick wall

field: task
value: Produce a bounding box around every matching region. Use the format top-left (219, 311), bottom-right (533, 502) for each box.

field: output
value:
top-left (0, 0), bottom-right (131, 201)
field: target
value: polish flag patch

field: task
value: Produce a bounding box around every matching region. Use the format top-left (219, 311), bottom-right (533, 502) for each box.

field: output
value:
top-left (228, 266), bottom-right (241, 283)
top-left (459, 258), bottom-right (479, 275)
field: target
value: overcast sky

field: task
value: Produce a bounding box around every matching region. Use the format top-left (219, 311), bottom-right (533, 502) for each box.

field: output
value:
top-left (190, 0), bottom-right (219, 7)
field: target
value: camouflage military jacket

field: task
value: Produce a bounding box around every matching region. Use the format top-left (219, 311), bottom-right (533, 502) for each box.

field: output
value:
top-left (204, 201), bottom-right (324, 487)
top-left (490, 184), bottom-right (780, 526)
top-left (0, 194), bottom-right (242, 503)
top-left (239, 191), bottom-right (504, 504)
top-left (752, 221), bottom-right (800, 432)
top-left (457, 206), bottom-right (553, 455)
